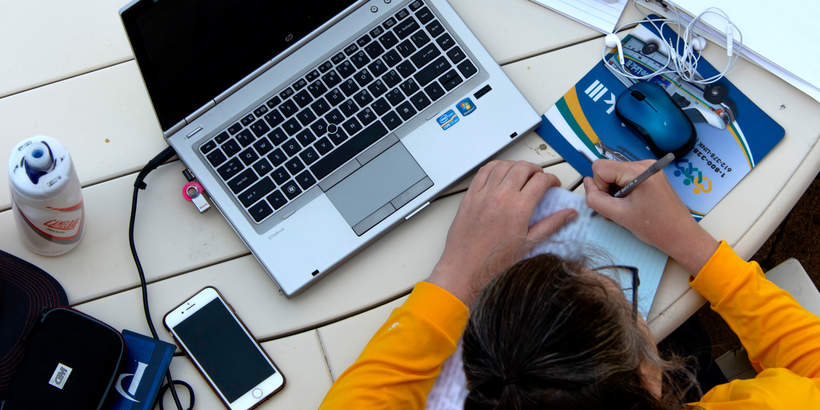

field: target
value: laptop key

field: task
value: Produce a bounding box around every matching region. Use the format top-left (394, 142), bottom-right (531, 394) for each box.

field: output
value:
top-left (279, 87), bottom-right (295, 100)
top-left (267, 190), bottom-right (287, 210)
top-left (372, 97), bottom-right (391, 115)
top-left (311, 121), bottom-right (389, 180)
top-left (332, 52), bottom-right (346, 64)
top-left (294, 90), bottom-right (313, 108)
top-left (253, 105), bottom-right (268, 117)
top-left (458, 60), bottom-right (478, 78)
top-left (337, 61), bottom-right (356, 78)
top-left (311, 98), bottom-right (331, 116)
top-left (411, 43), bottom-right (440, 68)
top-left (253, 157), bottom-right (273, 176)
top-left (369, 25), bottom-right (384, 38)
top-left (351, 51), bottom-right (370, 69)
top-left (268, 149), bottom-right (287, 167)
top-left (425, 82), bottom-right (445, 101)
top-left (215, 131), bottom-right (230, 144)
top-left (411, 30), bottom-right (430, 48)
top-left (282, 118), bottom-right (301, 136)
top-left (383, 70), bottom-right (402, 88)
top-left (239, 147), bottom-right (259, 166)
top-left (396, 39), bottom-right (416, 58)
top-left (271, 166), bottom-right (289, 184)
top-left (386, 89), bottom-right (404, 106)
top-left (447, 47), bottom-right (467, 64)
top-left (228, 123), bottom-right (243, 135)
top-left (280, 100), bottom-right (299, 117)
top-left (328, 127), bottom-right (348, 145)
top-left (296, 128), bottom-right (316, 146)
top-left (310, 118), bottom-right (328, 136)
top-left (409, 0), bottom-right (423, 11)
top-left (382, 111), bottom-right (402, 130)
top-left (368, 59), bottom-right (388, 77)
top-left (268, 128), bottom-right (287, 146)
top-left (353, 69), bottom-right (374, 87)
top-left (285, 157), bottom-right (305, 175)
top-left (326, 88), bottom-right (344, 106)
top-left (397, 60), bottom-right (415, 78)
top-left (306, 70), bottom-right (320, 82)
top-left (200, 140), bottom-right (217, 154)
top-left (217, 157), bottom-right (243, 180)
top-left (343, 117), bottom-right (363, 135)
top-left (358, 107), bottom-right (377, 126)
top-left (414, 56), bottom-right (449, 86)
top-left (299, 147), bottom-right (320, 165)
top-left (322, 70), bottom-right (342, 88)
top-left (356, 34), bottom-right (371, 47)
top-left (427, 20), bottom-right (445, 38)
top-left (340, 99), bottom-right (359, 116)
top-left (222, 139), bottom-right (241, 157)
top-left (236, 129), bottom-right (256, 147)
top-left (307, 81), bottom-right (327, 98)
top-left (297, 108), bottom-right (317, 127)
top-left (315, 137), bottom-right (334, 155)
top-left (319, 61), bottom-right (334, 73)
top-left (264, 109), bottom-right (285, 128)
top-left (379, 31), bottom-right (399, 49)
top-left (282, 180), bottom-right (302, 200)
top-left (365, 42), bottom-right (385, 59)
top-left (239, 177), bottom-right (275, 207)
top-left (395, 9), bottom-right (411, 22)
top-left (326, 108), bottom-right (345, 125)
top-left (206, 148), bottom-right (226, 167)
top-left (295, 170), bottom-right (317, 190)
top-left (253, 136), bottom-right (274, 155)
top-left (248, 201), bottom-right (273, 222)
top-left (436, 33), bottom-right (455, 50)
top-left (293, 78), bottom-right (308, 90)
top-left (400, 78), bottom-right (420, 96)
top-left (416, 7), bottom-right (434, 24)
top-left (410, 91), bottom-right (432, 111)
top-left (340, 79), bottom-right (359, 97)
top-left (241, 113), bottom-right (255, 126)
top-left (228, 169), bottom-right (258, 194)
top-left (440, 69), bottom-right (463, 91)
top-left (383, 49), bottom-right (402, 67)
top-left (282, 139), bottom-right (301, 156)
top-left (368, 79), bottom-right (388, 97)
top-left (354, 89), bottom-right (374, 107)
top-left (250, 119), bottom-right (270, 137)
top-left (396, 101), bottom-right (417, 120)
top-left (383, 17), bottom-right (397, 30)
top-left (394, 17), bottom-right (418, 39)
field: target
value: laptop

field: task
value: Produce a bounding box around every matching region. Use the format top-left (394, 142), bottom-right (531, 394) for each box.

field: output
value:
top-left (120, 0), bottom-right (540, 296)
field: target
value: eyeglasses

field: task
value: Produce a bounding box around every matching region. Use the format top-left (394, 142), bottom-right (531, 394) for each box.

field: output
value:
top-left (592, 265), bottom-right (640, 320)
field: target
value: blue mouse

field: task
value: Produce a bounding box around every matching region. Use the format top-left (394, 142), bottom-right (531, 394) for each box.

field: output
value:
top-left (615, 82), bottom-right (696, 159)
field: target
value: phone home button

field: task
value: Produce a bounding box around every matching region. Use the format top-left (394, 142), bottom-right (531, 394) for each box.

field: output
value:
top-left (252, 388), bottom-right (263, 398)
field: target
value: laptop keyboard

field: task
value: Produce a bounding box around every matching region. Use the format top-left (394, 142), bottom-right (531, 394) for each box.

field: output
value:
top-left (198, 0), bottom-right (478, 224)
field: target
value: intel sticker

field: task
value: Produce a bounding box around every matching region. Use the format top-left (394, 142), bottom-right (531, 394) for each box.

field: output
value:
top-left (456, 98), bottom-right (476, 116)
top-left (437, 110), bottom-right (459, 130)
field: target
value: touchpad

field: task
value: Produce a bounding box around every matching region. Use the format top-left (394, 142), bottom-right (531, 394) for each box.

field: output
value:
top-left (326, 142), bottom-right (432, 236)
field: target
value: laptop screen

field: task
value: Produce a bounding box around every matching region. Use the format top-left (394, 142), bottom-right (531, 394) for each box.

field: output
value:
top-left (122, 0), bottom-right (359, 132)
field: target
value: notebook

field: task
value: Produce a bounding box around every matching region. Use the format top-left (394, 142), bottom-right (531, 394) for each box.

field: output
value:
top-left (530, 0), bottom-right (630, 34)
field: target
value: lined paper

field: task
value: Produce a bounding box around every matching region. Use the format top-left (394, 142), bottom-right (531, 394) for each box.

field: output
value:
top-left (530, 0), bottom-right (629, 34)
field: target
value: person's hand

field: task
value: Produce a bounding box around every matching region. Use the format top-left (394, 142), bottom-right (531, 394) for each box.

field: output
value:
top-left (584, 159), bottom-right (719, 275)
top-left (428, 160), bottom-right (577, 307)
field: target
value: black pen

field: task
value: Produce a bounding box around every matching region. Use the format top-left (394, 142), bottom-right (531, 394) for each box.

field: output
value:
top-left (613, 152), bottom-right (676, 198)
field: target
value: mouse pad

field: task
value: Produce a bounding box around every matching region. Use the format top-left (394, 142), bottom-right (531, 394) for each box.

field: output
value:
top-left (537, 17), bottom-right (784, 220)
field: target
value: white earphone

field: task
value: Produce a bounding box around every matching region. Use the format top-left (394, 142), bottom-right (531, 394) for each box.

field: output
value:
top-left (605, 33), bottom-right (625, 66)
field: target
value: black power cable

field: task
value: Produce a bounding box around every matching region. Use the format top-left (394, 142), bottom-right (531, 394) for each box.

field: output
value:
top-left (129, 146), bottom-right (194, 410)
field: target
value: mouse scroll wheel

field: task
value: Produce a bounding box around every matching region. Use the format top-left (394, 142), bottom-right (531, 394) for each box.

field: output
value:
top-left (631, 90), bottom-right (646, 101)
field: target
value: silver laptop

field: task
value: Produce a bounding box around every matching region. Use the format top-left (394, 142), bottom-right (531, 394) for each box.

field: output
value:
top-left (120, 0), bottom-right (540, 295)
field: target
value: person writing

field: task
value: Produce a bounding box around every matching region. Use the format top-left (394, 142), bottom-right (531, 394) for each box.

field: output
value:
top-left (319, 159), bottom-right (820, 409)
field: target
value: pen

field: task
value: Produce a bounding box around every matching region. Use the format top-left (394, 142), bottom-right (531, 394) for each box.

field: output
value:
top-left (613, 152), bottom-right (676, 198)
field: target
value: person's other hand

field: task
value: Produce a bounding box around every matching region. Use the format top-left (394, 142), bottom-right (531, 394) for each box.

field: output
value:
top-left (584, 159), bottom-right (718, 275)
top-left (428, 160), bottom-right (577, 306)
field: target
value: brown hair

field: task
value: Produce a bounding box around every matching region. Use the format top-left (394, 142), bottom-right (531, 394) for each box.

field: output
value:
top-left (461, 253), bottom-right (699, 410)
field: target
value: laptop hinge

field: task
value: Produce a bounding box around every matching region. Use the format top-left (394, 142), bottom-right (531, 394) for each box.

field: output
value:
top-left (164, 120), bottom-right (187, 138)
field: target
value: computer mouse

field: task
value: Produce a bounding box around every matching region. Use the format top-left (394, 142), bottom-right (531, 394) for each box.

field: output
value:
top-left (615, 82), bottom-right (696, 159)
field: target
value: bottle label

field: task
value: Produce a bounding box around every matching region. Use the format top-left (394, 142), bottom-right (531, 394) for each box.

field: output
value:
top-left (18, 201), bottom-right (85, 244)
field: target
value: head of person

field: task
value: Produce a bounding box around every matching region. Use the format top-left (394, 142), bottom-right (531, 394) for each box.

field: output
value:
top-left (461, 253), bottom-right (698, 410)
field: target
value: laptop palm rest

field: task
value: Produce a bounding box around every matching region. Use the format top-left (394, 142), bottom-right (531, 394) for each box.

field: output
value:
top-left (325, 141), bottom-right (432, 236)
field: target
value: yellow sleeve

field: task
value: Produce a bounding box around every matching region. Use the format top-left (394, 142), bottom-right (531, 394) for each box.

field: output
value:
top-left (319, 281), bottom-right (469, 409)
top-left (690, 241), bottom-right (820, 377)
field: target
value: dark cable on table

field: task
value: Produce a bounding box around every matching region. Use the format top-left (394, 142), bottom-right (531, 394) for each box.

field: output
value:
top-left (129, 146), bottom-right (195, 410)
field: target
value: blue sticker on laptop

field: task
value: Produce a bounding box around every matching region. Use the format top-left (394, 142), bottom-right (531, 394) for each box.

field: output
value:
top-left (437, 110), bottom-right (460, 130)
top-left (456, 98), bottom-right (476, 116)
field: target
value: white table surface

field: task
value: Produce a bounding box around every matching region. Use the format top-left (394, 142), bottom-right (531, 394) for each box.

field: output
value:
top-left (2, 1), bottom-right (818, 409)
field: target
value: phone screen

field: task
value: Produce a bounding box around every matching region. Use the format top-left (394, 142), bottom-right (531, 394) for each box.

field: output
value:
top-left (172, 298), bottom-right (275, 402)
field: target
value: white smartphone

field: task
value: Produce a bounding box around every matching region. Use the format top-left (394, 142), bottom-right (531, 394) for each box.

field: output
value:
top-left (164, 287), bottom-right (285, 409)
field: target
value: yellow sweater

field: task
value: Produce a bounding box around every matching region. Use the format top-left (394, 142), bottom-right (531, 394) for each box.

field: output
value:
top-left (320, 242), bottom-right (820, 408)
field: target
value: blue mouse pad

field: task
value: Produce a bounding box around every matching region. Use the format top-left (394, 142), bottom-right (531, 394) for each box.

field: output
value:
top-left (537, 17), bottom-right (784, 220)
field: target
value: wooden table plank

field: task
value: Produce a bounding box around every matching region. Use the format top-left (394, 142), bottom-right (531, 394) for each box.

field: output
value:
top-left (160, 330), bottom-right (332, 410)
top-left (73, 163), bottom-right (581, 344)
